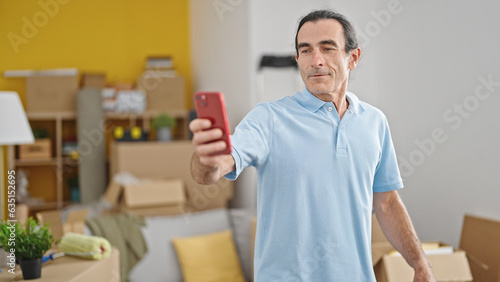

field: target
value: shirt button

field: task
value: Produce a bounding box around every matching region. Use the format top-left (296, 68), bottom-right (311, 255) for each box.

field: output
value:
top-left (328, 107), bottom-right (333, 112)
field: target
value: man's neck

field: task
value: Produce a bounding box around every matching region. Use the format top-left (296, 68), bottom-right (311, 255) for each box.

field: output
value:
top-left (310, 90), bottom-right (349, 119)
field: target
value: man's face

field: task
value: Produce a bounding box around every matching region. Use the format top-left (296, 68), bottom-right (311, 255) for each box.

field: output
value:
top-left (295, 19), bottom-right (360, 98)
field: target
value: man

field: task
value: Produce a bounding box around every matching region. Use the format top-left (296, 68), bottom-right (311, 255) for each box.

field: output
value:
top-left (190, 9), bottom-right (435, 282)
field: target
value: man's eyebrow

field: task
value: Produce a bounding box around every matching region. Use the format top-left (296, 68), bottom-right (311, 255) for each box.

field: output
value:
top-left (319, 40), bottom-right (339, 48)
top-left (297, 40), bottom-right (339, 49)
top-left (297, 42), bottom-right (311, 49)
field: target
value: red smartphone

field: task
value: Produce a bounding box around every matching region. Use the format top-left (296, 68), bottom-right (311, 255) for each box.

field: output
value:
top-left (194, 92), bottom-right (232, 155)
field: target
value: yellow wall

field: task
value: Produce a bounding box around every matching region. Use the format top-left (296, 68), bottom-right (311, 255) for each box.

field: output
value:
top-left (0, 0), bottom-right (191, 218)
top-left (0, 0), bottom-right (191, 103)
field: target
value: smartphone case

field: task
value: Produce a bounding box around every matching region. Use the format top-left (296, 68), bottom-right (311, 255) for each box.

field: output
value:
top-left (194, 92), bottom-right (232, 154)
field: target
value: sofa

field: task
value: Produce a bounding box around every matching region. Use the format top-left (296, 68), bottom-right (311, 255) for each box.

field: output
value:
top-left (81, 207), bottom-right (255, 282)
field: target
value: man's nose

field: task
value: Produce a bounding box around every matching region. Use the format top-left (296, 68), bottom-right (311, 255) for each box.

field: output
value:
top-left (311, 49), bottom-right (325, 67)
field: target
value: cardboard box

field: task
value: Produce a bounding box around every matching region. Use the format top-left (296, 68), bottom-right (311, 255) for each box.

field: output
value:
top-left (372, 214), bottom-right (472, 282)
top-left (104, 178), bottom-right (187, 217)
top-left (459, 214), bottom-right (500, 282)
top-left (0, 247), bottom-right (120, 281)
top-left (109, 141), bottom-right (234, 212)
top-left (123, 179), bottom-right (185, 208)
top-left (81, 73), bottom-right (106, 89)
top-left (26, 75), bottom-right (78, 113)
top-left (36, 209), bottom-right (89, 241)
top-left (62, 209), bottom-right (89, 235)
top-left (372, 242), bottom-right (472, 282)
top-left (18, 138), bottom-right (52, 159)
top-left (136, 73), bottom-right (185, 111)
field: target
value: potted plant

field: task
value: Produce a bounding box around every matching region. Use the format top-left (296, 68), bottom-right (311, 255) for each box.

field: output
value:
top-left (151, 113), bottom-right (177, 142)
top-left (0, 217), bottom-right (53, 280)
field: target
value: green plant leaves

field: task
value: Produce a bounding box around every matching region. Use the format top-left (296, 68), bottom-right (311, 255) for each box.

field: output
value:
top-left (0, 217), bottom-right (53, 260)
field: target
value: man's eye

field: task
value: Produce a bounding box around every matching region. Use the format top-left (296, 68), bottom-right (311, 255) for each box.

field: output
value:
top-left (324, 47), bottom-right (334, 51)
top-left (301, 49), bottom-right (310, 54)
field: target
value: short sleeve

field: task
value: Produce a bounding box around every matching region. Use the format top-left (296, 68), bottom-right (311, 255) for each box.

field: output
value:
top-left (224, 103), bottom-right (273, 180)
top-left (373, 117), bottom-right (404, 192)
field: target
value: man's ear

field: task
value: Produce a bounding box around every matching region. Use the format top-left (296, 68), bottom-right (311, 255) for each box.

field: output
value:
top-left (348, 47), bottom-right (361, 70)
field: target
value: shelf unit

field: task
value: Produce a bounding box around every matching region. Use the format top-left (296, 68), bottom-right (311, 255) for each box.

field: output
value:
top-left (8, 110), bottom-right (189, 213)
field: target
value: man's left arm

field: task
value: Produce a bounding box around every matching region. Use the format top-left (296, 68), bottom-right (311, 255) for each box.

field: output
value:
top-left (373, 190), bottom-right (436, 282)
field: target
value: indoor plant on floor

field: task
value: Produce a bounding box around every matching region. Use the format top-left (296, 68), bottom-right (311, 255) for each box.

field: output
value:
top-left (152, 113), bottom-right (177, 142)
top-left (0, 217), bottom-right (53, 280)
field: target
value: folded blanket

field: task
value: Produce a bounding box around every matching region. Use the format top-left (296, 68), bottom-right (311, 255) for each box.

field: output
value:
top-left (86, 212), bottom-right (147, 282)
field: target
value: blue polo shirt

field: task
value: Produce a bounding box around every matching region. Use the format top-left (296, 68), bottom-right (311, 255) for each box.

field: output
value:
top-left (225, 88), bottom-right (403, 281)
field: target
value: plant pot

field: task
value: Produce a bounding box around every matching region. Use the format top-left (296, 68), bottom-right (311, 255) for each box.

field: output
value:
top-left (156, 127), bottom-right (172, 142)
top-left (19, 258), bottom-right (42, 280)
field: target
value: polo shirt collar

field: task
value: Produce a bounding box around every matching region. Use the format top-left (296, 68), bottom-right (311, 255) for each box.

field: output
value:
top-left (294, 87), bottom-right (365, 114)
top-left (294, 88), bottom-right (325, 112)
top-left (345, 91), bottom-right (364, 115)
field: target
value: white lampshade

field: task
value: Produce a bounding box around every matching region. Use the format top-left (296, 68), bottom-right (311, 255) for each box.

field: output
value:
top-left (0, 91), bottom-right (34, 145)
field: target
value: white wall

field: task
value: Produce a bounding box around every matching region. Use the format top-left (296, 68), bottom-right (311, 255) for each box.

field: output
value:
top-left (191, 0), bottom-right (500, 247)
top-left (353, 0), bottom-right (500, 247)
top-left (328, 0), bottom-right (500, 247)
top-left (190, 0), bottom-right (256, 210)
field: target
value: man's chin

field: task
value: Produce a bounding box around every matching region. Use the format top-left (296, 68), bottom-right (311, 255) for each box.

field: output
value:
top-left (306, 86), bottom-right (332, 95)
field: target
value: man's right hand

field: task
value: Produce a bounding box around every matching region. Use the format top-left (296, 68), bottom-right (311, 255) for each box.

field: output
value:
top-left (189, 118), bottom-right (235, 184)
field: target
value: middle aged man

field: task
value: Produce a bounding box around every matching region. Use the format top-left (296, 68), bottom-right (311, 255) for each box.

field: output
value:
top-left (190, 9), bottom-right (435, 282)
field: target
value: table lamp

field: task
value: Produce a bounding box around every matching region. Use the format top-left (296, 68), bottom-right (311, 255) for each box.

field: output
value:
top-left (0, 91), bottom-right (34, 219)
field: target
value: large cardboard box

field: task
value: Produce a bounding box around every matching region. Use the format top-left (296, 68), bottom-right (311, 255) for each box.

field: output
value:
top-left (104, 178), bottom-right (187, 217)
top-left (459, 214), bottom-right (500, 282)
top-left (372, 214), bottom-right (473, 282)
top-left (109, 141), bottom-right (234, 212)
top-left (136, 73), bottom-right (185, 111)
top-left (372, 242), bottom-right (472, 282)
top-left (26, 75), bottom-right (78, 113)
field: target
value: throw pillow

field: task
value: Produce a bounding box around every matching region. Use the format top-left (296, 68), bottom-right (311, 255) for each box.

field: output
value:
top-left (172, 230), bottom-right (246, 282)
top-left (128, 208), bottom-right (231, 282)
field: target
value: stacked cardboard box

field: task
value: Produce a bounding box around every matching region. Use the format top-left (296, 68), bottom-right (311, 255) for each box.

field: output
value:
top-left (104, 178), bottom-right (186, 217)
top-left (372, 214), bottom-right (473, 281)
top-left (372, 214), bottom-right (500, 281)
top-left (136, 56), bottom-right (185, 112)
top-left (109, 140), bottom-right (234, 213)
top-left (459, 215), bottom-right (500, 282)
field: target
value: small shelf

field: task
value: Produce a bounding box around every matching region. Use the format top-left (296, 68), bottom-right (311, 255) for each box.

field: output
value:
top-left (105, 109), bottom-right (187, 120)
top-left (62, 158), bottom-right (79, 166)
top-left (24, 201), bottom-right (59, 211)
top-left (27, 112), bottom-right (76, 120)
top-left (15, 158), bottom-right (57, 166)
top-left (25, 201), bottom-right (74, 211)
top-left (27, 110), bottom-right (188, 120)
